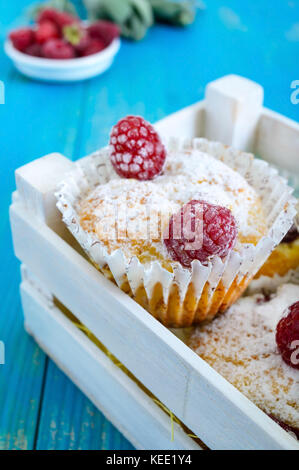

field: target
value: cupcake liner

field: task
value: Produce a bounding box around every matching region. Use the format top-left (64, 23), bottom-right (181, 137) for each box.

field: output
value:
top-left (55, 138), bottom-right (297, 327)
top-left (295, 201), bottom-right (299, 230)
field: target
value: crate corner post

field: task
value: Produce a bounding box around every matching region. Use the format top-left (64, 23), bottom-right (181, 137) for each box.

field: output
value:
top-left (204, 74), bottom-right (264, 151)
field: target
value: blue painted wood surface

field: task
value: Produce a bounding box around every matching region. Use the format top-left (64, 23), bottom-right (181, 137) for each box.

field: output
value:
top-left (0, 0), bottom-right (298, 450)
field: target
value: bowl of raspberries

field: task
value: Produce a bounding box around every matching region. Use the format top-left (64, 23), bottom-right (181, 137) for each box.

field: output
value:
top-left (5, 8), bottom-right (121, 82)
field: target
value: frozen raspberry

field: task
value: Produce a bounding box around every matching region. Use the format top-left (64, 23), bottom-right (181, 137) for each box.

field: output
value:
top-left (42, 39), bottom-right (75, 59)
top-left (164, 200), bottom-right (238, 268)
top-left (109, 116), bottom-right (166, 181)
top-left (25, 43), bottom-right (42, 57)
top-left (276, 301), bottom-right (299, 370)
top-left (9, 28), bottom-right (35, 52)
top-left (75, 33), bottom-right (92, 55)
top-left (37, 8), bottom-right (58, 24)
top-left (269, 415), bottom-right (299, 440)
top-left (36, 21), bottom-right (59, 44)
top-left (37, 8), bottom-right (78, 31)
top-left (88, 21), bottom-right (120, 46)
top-left (282, 224), bottom-right (299, 244)
top-left (80, 38), bottom-right (105, 56)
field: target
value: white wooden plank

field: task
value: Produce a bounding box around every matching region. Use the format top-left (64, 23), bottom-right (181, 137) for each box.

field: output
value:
top-left (21, 265), bottom-right (53, 304)
top-left (255, 108), bottom-right (299, 173)
top-left (15, 153), bottom-right (74, 238)
top-left (21, 279), bottom-right (201, 451)
top-left (204, 74), bottom-right (264, 150)
top-left (10, 203), bottom-right (299, 450)
top-left (155, 102), bottom-right (205, 140)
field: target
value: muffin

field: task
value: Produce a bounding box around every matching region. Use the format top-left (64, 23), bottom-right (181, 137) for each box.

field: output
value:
top-left (255, 205), bottom-right (299, 279)
top-left (188, 283), bottom-right (299, 437)
top-left (56, 116), bottom-right (296, 327)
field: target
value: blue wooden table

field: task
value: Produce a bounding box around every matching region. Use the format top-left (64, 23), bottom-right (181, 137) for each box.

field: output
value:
top-left (0, 0), bottom-right (298, 450)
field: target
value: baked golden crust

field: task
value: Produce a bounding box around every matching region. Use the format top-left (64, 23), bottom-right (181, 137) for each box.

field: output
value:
top-left (255, 239), bottom-right (299, 278)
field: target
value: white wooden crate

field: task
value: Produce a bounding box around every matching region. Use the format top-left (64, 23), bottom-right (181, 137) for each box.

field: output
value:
top-left (10, 75), bottom-right (299, 450)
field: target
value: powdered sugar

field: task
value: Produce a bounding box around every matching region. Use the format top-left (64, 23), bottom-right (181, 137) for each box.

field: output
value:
top-left (78, 147), bottom-right (266, 266)
top-left (79, 178), bottom-right (179, 263)
top-left (189, 283), bottom-right (299, 428)
top-left (109, 116), bottom-right (166, 180)
top-left (160, 149), bottom-right (264, 238)
top-left (247, 270), bottom-right (299, 295)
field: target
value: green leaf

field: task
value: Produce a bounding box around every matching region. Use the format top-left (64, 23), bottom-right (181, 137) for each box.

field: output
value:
top-left (63, 24), bottom-right (82, 45)
top-left (131, 0), bottom-right (154, 28)
top-left (123, 14), bottom-right (148, 40)
top-left (98, 0), bottom-right (132, 24)
top-left (149, 0), bottom-right (196, 26)
top-left (83, 0), bottom-right (153, 40)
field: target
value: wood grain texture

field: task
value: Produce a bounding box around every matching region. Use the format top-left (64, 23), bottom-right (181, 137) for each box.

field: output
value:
top-left (35, 360), bottom-right (134, 451)
top-left (1, 0), bottom-right (298, 450)
top-left (0, 222), bottom-right (46, 450)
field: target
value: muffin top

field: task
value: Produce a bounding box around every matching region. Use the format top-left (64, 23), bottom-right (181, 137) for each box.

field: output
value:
top-left (78, 147), bottom-right (266, 270)
top-left (188, 283), bottom-right (299, 429)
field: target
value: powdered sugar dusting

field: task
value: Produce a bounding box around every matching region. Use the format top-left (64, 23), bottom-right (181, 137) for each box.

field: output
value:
top-left (78, 147), bottom-right (266, 267)
top-left (109, 116), bottom-right (166, 180)
top-left (189, 284), bottom-right (299, 428)
top-left (162, 150), bottom-right (265, 239)
top-left (79, 178), bottom-right (179, 266)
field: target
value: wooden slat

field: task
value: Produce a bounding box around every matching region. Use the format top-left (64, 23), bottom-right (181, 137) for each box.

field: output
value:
top-left (255, 108), bottom-right (299, 173)
top-left (204, 75), bottom-right (263, 150)
top-left (15, 153), bottom-right (74, 235)
top-left (155, 102), bottom-right (205, 139)
top-left (10, 203), bottom-right (299, 450)
top-left (34, 359), bottom-right (134, 451)
top-left (0, 222), bottom-right (46, 450)
top-left (21, 280), bottom-right (200, 450)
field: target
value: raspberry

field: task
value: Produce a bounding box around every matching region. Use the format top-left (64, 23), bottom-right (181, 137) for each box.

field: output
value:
top-left (75, 33), bottom-right (92, 55)
top-left (37, 8), bottom-right (78, 31)
top-left (37, 8), bottom-right (58, 24)
top-left (42, 39), bottom-right (75, 59)
top-left (80, 38), bottom-right (106, 57)
top-left (281, 224), bottom-right (299, 243)
top-left (164, 200), bottom-right (238, 268)
top-left (109, 116), bottom-right (166, 181)
top-left (36, 21), bottom-right (59, 44)
top-left (9, 28), bottom-right (35, 52)
top-left (276, 301), bottom-right (299, 370)
top-left (269, 415), bottom-right (299, 440)
top-left (88, 21), bottom-right (120, 46)
top-left (25, 43), bottom-right (42, 57)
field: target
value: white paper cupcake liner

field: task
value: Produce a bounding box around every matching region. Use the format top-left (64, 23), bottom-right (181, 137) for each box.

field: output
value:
top-left (55, 138), bottom-right (297, 326)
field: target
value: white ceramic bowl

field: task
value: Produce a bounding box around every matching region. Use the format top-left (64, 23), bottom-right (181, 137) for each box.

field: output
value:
top-left (4, 37), bottom-right (121, 82)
